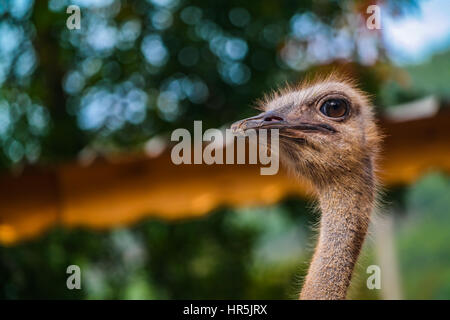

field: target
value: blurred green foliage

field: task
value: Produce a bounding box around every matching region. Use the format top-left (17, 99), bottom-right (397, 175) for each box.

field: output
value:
top-left (0, 198), bottom-right (314, 299)
top-left (0, 0), bottom-right (422, 170)
top-left (398, 173), bottom-right (450, 299)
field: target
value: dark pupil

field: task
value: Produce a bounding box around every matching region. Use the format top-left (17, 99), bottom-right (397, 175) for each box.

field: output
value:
top-left (323, 99), bottom-right (347, 118)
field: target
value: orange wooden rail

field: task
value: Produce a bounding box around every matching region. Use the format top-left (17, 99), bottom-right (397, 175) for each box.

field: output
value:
top-left (1, 109), bottom-right (450, 245)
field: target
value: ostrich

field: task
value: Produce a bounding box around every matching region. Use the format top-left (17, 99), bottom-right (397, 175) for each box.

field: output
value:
top-left (231, 74), bottom-right (381, 300)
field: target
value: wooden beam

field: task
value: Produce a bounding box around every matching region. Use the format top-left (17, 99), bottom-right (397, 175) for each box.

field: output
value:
top-left (1, 109), bottom-right (450, 245)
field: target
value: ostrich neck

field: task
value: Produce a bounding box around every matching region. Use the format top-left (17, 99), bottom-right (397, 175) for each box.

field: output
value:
top-left (300, 171), bottom-right (375, 300)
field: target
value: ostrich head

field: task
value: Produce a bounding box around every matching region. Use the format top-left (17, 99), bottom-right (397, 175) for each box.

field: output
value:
top-left (231, 74), bottom-right (380, 189)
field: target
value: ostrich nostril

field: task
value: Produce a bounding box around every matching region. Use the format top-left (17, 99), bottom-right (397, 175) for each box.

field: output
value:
top-left (263, 115), bottom-right (284, 122)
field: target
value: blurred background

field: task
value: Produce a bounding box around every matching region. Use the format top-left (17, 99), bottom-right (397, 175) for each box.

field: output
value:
top-left (0, 0), bottom-right (449, 299)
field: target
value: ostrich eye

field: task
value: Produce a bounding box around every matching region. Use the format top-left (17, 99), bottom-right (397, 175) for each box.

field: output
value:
top-left (319, 99), bottom-right (348, 118)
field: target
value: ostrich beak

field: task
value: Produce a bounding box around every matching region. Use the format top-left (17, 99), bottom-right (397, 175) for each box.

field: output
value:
top-left (231, 110), bottom-right (337, 135)
top-left (231, 111), bottom-right (286, 134)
